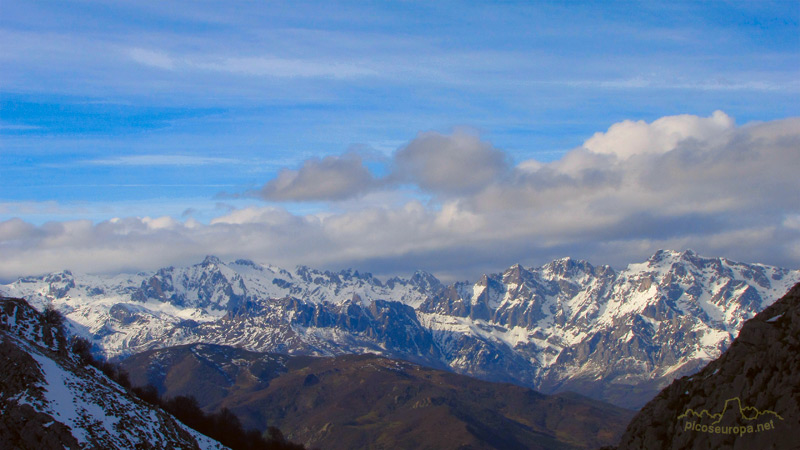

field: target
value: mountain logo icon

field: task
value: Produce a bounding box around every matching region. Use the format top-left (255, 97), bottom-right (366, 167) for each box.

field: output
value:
top-left (678, 397), bottom-right (783, 436)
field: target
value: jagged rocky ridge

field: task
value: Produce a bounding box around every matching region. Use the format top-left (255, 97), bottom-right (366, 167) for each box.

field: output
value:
top-left (0, 296), bottom-right (226, 450)
top-left (616, 282), bottom-right (800, 449)
top-left (2, 250), bottom-right (798, 409)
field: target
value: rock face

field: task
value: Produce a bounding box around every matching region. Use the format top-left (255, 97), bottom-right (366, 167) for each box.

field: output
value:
top-left (120, 343), bottom-right (635, 450)
top-left (0, 297), bottom-right (226, 450)
top-left (3, 250), bottom-right (798, 409)
top-left (616, 282), bottom-right (800, 449)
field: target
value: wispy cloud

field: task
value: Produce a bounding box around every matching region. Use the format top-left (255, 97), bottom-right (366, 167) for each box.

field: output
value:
top-left (0, 122), bottom-right (42, 131)
top-left (128, 48), bottom-right (176, 70)
top-left (558, 77), bottom-right (798, 92)
top-left (85, 155), bottom-right (241, 166)
top-left (126, 47), bottom-right (377, 79)
top-left (190, 56), bottom-right (377, 79)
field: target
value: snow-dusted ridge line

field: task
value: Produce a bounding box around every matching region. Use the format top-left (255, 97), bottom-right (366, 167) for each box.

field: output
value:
top-left (2, 249), bottom-right (798, 409)
top-left (0, 297), bottom-right (228, 449)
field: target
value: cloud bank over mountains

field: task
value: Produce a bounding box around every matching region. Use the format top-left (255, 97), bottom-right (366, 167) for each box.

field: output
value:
top-left (2, 111), bottom-right (798, 281)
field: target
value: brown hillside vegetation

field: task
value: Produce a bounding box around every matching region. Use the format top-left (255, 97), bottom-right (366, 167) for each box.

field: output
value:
top-left (122, 345), bottom-right (634, 450)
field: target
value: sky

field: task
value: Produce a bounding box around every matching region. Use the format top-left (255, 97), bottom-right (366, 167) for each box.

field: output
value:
top-left (1, 0), bottom-right (799, 282)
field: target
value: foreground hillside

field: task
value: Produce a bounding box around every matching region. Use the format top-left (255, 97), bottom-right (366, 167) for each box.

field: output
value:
top-left (0, 296), bottom-right (227, 450)
top-left (121, 343), bottom-right (634, 450)
top-left (617, 282), bottom-right (800, 449)
top-left (4, 250), bottom-right (798, 408)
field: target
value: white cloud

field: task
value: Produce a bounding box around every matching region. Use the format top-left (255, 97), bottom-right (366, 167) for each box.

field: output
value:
top-left (142, 216), bottom-right (180, 230)
top-left (210, 207), bottom-right (300, 226)
top-left (582, 110), bottom-right (735, 158)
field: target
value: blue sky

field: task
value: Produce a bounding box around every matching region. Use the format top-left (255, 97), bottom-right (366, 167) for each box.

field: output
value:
top-left (1, 1), bottom-right (799, 280)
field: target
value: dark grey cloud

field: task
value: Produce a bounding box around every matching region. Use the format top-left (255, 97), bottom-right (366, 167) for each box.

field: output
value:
top-left (391, 130), bottom-right (511, 195)
top-left (257, 153), bottom-right (378, 201)
top-left (254, 130), bottom-right (511, 201)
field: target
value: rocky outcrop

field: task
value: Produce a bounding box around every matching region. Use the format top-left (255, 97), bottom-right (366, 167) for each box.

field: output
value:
top-left (617, 283), bottom-right (800, 449)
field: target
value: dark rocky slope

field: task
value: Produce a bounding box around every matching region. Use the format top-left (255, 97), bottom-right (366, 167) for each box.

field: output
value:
top-left (122, 344), bottom-right (635, 450)
top-left (617, 282), bottom-right (800, 449)
top-left (0, 297), bottom-right (226, 449)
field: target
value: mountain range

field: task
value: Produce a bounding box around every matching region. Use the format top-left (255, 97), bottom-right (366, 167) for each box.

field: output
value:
top-left (3, 249), bottom-right (798, 409)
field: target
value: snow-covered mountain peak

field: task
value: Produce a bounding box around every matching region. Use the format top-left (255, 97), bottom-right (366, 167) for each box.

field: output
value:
top-left (501, 263), bottom-right (540, 289)
top-left (541, 257), bottom-right (599, 286)
top-left (400, 270), bottom-right (442, 292)
top-left (200, 254), bottom-right (223, 267)
top-left (475, 273), bottom-right (491, 287)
